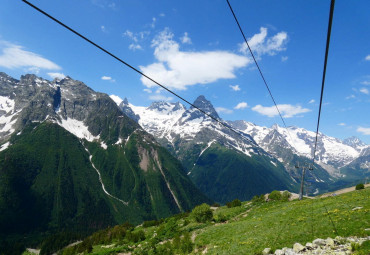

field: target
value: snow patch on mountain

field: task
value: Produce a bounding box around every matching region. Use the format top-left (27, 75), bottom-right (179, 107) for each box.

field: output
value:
top-left (0, 96), bottom-right (15, 114)
top-left (58, 117), bottom-right (107, 149)
top-left (110, 95), bottom-right (124, 106)
top-left (0, 142), bottom-right (10, 151)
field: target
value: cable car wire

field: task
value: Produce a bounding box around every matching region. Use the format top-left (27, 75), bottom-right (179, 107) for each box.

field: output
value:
top-left (21, 0), bottom-right (254, 144)
top-left (225, 0), bottom-right (298, 148)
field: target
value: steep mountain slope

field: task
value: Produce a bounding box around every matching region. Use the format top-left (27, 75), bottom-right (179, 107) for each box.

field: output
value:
top-left (0, 72), bottom-right (210, 249)
top-left (117, 96), bottom-right (297, 203)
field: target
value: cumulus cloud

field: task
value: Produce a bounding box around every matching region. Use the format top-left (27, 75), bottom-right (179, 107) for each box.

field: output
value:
top-left (230, 84), bottom-right (241, 91)
top-left (252, 104), bottom-right (310, 118)
top-left (365, 55), bottom-right (370, 61)
top-left (239, 27), bottom-right (288, 56)
top-left (181, 32), bottom-right (192, 44)
top-left (360, 88), bottom-right (369, 95)
top-left (101, 76), bottom-right (115, 82)
top-left (338, 123), bottom-right (346, 126)
top-left (143, 88), bottom-right (152, 93)
top-left (0, 41), bottom-right (61, 71)
top-left (234, 102), bottom-right (248, 109)
top-left (216, 107), bottom-right (233, 114)
top-left (140, 29), bottom-right (249, 90)
top-left (149, 94), bottom-right (173, 101)
top-left (357, 127), bottom-right (370, 135)
top-left (47, 72), bottom-right (66, 80)
top-left (309, 99), bottom-right (315, 104)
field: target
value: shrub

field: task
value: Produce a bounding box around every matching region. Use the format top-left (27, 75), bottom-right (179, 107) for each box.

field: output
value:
top-left (212, 202), bottom-right (221, 207)
top-left (226, 199), bottom-right (242, 208)
top-left (191, 203), bottom-right (213, 223)
top-left (355, 183), bottom-right (365, 190)
top-left (213, 213), bottom-right (228, 223)
top-left (268, 190), bottom-right (282, 201)
top-left (252, 194), bottom-right (266, 204)
top-left (143, 219), bottom-right (162, 228)
top-left (282, 191), bottom-right (292, 201)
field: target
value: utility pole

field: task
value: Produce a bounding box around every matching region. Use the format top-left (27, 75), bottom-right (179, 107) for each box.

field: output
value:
top-left (295, 162), bottom-right (313, 200)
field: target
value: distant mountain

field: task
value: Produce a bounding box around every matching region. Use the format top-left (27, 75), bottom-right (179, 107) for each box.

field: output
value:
top-left (116, 96), bottom-right (369, 199)
top-left (0, 72), bottom-right (210, 249)
top-left (117, 96), bottom-right (297, 203)
top-left (228, 120), bottom-right (369, 180)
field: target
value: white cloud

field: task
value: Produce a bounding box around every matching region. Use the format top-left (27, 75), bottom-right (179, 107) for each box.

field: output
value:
top-left (0, 41), bottom-right (61, 71)
top-left (360, 88), bottom-right (369, 95)
top-left (129, 44), bottom-right (142, 51)
top-left (216, 107), bottom-right (233, 114)
top-left (181, 32), bottom-right (192, 44)
top-left (281, 56), bottom-right (288, 62)
top-left (159, 13), bottom-right (165, 17)
top-left (234, 102), bottom-right (248, 109)
top-left (149, 94), bottom-right (173, 101)
top-left (101, 76), bottom-right (115, 82)
top-left (123, 30), bottom-right (138, 42)
top-left (338, 123), bottom-right (346, 126)
top-left (357, 127), bottom-right (370, 135)
top-left (346, 94), bottom-right (356, 99)
top-left (101, 25), bottom-right (106, 32)
top-left (239, 27), bottom-right (288, 56)
top-left (47, 72), bottom-right (66, 80)
top-left (230, 84), bottom-right (241, 91)
top-left (252, 104), bottom-right (310, 118)
top-left (309, 99), bottom-right (315, 104)
top-left (143, 88), bottom-right (152, 93)
top-left (140, 29), bottom-right (249, 90)
top-left (151, 17), bottom-right (157, 29)
top-left (365, 55), bottom-right (370, 61)
top-left (361, 81), bottom-right (370, 85)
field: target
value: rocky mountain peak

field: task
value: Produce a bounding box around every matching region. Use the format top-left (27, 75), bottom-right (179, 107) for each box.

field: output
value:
top-left (191, 95), bottom-right (219, 119)
top-left (343, 136), bottom-right (366, 148)
top-left (122, 97), bottom-right (129, 105)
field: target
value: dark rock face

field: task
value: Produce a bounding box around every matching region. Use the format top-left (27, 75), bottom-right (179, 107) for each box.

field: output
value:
top-left (119, 98), bottom-right (140, 123)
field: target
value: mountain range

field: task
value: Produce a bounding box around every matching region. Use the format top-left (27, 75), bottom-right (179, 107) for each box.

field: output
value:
top-left (113, 95), bottom-right (369, 200)
top-left (0, 72), bottom-right (210, 250)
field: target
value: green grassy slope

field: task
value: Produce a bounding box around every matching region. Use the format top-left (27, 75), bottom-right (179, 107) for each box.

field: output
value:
top-left (59, 187), bottom-right (369, 255)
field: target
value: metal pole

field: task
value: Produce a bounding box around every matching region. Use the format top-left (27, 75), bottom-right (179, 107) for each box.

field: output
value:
top-left (299, 166), bottom-right (306, 200)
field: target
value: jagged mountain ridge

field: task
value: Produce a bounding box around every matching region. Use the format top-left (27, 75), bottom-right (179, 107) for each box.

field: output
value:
top-left (116, 96), bottom-right (298, 203)
top-left (116, 96), bottom-right (369, 198)
top-left (0, 72), bottom-right (211, 248)
top-left (229, 120), bottom-right (369, 173)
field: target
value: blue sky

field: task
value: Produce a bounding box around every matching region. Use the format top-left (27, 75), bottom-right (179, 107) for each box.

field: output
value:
top-left (0, 0), bottom-right (369, 143)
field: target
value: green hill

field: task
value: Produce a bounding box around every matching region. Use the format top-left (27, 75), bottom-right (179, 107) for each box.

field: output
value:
top-left (0, 122), bottom-right (210, 255)
top-left (52, 187), bottom-right (369, 255)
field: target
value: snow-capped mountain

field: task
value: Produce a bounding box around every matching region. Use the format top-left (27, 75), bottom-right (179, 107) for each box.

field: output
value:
top-left (229, 120), bottom-right (369, 173)
top-left (114, 95), bottom-right (369, 199)
top-left (120, 95), bottom-right (264, 158)
top-left (114, 95), bottom-right (301, 203)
